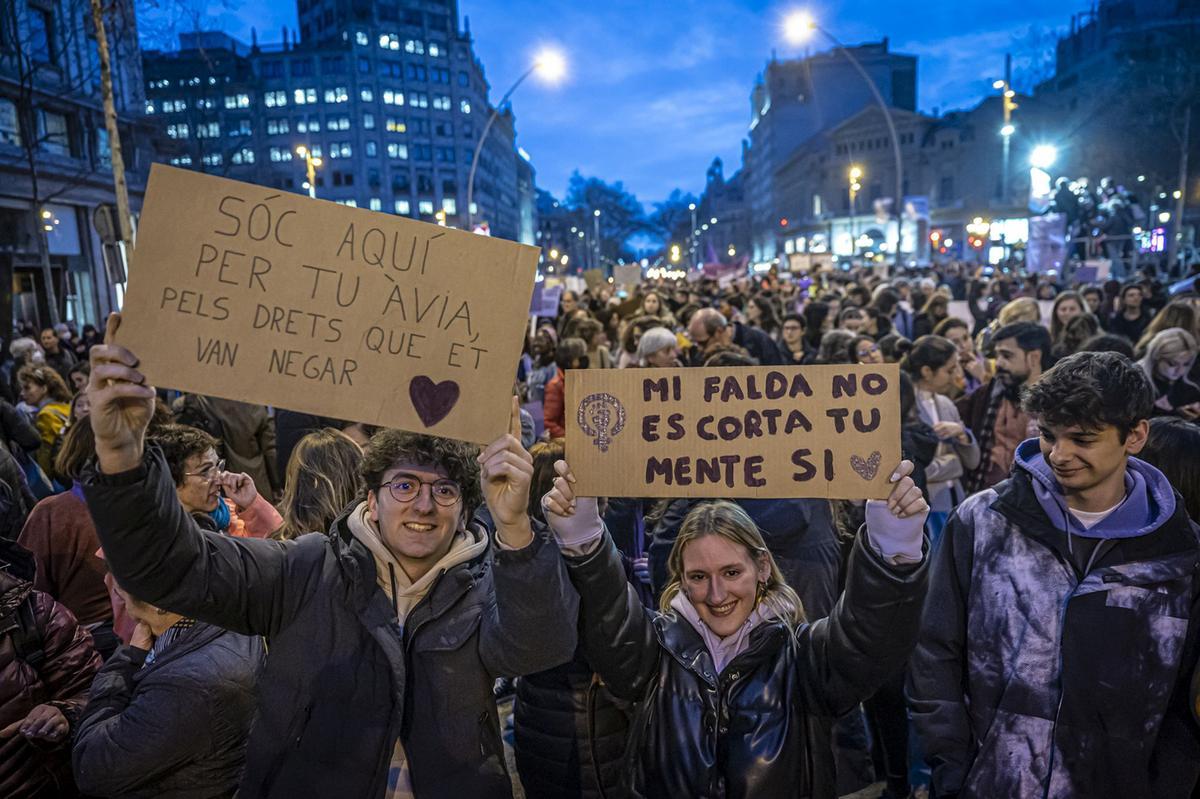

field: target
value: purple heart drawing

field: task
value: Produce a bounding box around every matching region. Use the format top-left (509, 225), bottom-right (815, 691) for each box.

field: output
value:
top-left (850, 451), bottom-right (882, 481)
top-left (408, 376), bottom-right (460, 428)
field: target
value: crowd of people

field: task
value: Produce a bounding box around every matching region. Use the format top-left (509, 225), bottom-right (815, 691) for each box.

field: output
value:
top-left (0, 257), bottom-right (1199, 799)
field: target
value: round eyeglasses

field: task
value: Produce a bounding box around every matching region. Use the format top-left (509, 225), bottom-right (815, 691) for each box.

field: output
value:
top-left (380, 476), bottom-right (462, 507)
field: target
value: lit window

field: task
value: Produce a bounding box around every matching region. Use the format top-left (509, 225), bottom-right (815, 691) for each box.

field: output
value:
top-left (0, 99), bottom-right (20, 146)
top-left (387, 143), bottom-right (408, 159)
top-left (379, 33), bottom-right (400, 50)
top-left (264, 90), bottom-right (287, 107)
top-left (196, 98), bottom-right (215, 110)
top-left (169, 155), bottom-right (192, 166)
top-left (269, 147), bottom-right (293, 162)
top-left (228, 119), bottom-right (252, 137)
top-left (266, 118), bottom-right (290, 135)
top-left (469, 202), bottom-right (477, 215)
top-left (329, 142), bottom-right (352, 158)
top-left (369, 198), bottom-right (382, 211)
top-left (383, 90), bottom-right (405, 106)
top-left (405, 39), bottom-right (425, 55)
top-left (362, 113), bottom-right (375, 130)
top-left (144, 100), bottom-right (156, 114)
top-left (231, 148), bottom-right (255, 164)
top-left (361, 88), bottom-right (374, 102)
top-left (294, 88), bottom-right (317, 104)
top-left (356, 31), bottom-right (369, 46)
top-left (442, 198), bottom-right (457, 215)
top-left (418, 200), bottom-right (434, 215)
top-left (394, 199), bottom-right (411, 214)
top-left (459, 100), bottom-right (471, 114)
top-left (202, 153), bottom-right (222, 166)
top-left (166, 123), bottom-right (189, 139)
top-left (409, 92), bottom-right (428, 109)
top-left (432, 95), bottom-right (450, 111)
top-left (385, 118), bottom-right (406, 133)
top-left (365, 141), bottom-right (377, 156)
top-left (224, 93), bottom-right (250, 109)
top-left (324, 86), bottom-right (348, 103)
top-left (195, 122), bottom-right (220, 138)
top-left (335, 199), bottom-right (358, 207)
top-left (328, 116), bottom-right (351, 131)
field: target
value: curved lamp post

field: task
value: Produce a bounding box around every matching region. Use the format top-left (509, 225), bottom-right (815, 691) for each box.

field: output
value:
top-left (786, 12), bottom-right (905, 268)
top-left (466, 49), bottom-right (566, 231)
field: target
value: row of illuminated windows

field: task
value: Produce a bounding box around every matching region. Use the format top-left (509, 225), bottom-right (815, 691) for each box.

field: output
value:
top-left (168, 115), bottom-right (468, 139)
top-left (171, 136), bottom-right (466, 165)
top-left (150, 90), bottom-right (471, 116)
top-left (375, 33), bottom-right (448, 58)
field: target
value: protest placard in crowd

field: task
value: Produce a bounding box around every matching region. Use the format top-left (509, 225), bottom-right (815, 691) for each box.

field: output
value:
top-left (566, 364), bottom-right (900, 498)
top-left (118, 165), bottom-right (538, 444)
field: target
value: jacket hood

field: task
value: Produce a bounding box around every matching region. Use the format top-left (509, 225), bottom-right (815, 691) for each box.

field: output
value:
top-left (668, 591), bottom-right (770, 675)
top-left (1013, 437), bottom-right (1176, 540)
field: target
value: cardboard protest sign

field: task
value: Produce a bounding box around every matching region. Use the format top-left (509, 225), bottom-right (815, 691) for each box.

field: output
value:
top-left (566, 364), bottom-right (900, 499)
top-left (119, 164), bottom-right (537, 444)
top-left (530, 283), bottom-right (563, 318)
top-left (614, 264), bottom-right (641, 287)
top-left (583, 269), bottom-right (606, 293)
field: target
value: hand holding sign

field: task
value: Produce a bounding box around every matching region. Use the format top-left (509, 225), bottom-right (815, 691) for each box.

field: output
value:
top-left (541, 460), bottom-right (604, 549)
top-left (478, 398), bottom-right (534, 548)
top-left (89, 312), bottom-right (158, 475)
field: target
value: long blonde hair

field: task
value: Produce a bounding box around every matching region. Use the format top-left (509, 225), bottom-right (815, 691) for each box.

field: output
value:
top-left (658, 501), bottom-right (805, 627)
top-left (277, 428), bottom-right (364, 539)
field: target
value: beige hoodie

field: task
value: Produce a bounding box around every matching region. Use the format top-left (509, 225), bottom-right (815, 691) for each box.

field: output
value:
top-left (345, 500), bottom-right (489, 799)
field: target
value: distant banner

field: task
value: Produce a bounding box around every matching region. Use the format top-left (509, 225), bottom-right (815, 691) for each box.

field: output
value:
top-left (566, 365), bottom-right (900, 499)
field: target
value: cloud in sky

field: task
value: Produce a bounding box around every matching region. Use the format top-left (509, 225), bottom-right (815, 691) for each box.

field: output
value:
top-left (155, 0), bottom-right (1088, 203)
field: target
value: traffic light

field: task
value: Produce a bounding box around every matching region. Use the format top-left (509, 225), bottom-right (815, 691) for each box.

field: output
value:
top-left (669, 244), bottom-right (681, 263)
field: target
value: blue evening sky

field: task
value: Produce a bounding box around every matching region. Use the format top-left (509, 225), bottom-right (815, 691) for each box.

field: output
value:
top-left (162, 1), bottom-right (1086, 202)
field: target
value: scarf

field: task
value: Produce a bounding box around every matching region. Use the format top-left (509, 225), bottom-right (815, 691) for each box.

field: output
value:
top-left (965, 380), bottom-right (1008, 494)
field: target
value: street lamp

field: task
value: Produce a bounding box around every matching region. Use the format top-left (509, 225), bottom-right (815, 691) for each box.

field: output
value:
top-left (1029, 144), bottom-right (1058, 170)
top-left (296, 145), bottom-right (323, 199)
top-left (467, 48), bottom-right (567, 230)
top-left (849, 164), bottom-right (863, 252)
top-left (592, 209), bottom-right (602, 272)
top-left (993, 59), bottom-right (1018, 204)
top-left (786, 10), bottom-right (904, 267)
top-left (688, 203), bottom-right (698, 268)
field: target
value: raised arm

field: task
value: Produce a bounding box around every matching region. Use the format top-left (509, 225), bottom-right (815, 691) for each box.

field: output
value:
top-left (797, 462), bottom-right (930, 716)
top-left (543, 460), bottom-right (661, 701)
top-left (82, 314), bottom-right (321, 637)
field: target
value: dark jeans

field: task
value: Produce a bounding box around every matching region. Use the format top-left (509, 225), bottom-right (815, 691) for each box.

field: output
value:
top-left (864, 669), bottom-right (910, 797)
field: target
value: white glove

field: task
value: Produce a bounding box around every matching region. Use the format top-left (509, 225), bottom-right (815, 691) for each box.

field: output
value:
top-left (863, 461), bottom-right (929, 565)
top-left (541, 460), bottom-right (604, 550)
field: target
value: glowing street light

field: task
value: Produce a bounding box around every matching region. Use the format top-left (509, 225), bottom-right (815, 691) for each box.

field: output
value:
top-left (783, 11), bottom-right (816, 44)
top-left (1029, 144), bottom-right (1058, 170)
top-left (468, 47), bottom-right (568, 229)
top-left (296, 145), bottom-right (323, 198)
top-left (1000, 123), bottom-right (1015, 137)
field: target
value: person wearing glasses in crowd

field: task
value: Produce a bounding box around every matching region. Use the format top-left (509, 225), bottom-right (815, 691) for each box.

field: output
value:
top-left (80, 314), bottom-right (577, 798)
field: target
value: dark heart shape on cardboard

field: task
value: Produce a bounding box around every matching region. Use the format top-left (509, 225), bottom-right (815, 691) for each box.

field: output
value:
top-left (850, 451), bottom-right (882, 481)
top-left (409, 376), bottom-right (460, 428)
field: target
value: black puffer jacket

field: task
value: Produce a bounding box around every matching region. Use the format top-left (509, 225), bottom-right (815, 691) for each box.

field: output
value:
top-left (566, 530), bottom-right (928, 798)
top-left (73, 623), bottom-right (264, 798)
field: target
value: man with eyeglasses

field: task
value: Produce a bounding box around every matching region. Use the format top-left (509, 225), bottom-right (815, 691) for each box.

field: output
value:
top-left (79, 314), bottom-right (578, 798)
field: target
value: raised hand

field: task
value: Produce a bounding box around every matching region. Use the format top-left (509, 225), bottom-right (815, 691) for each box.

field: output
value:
top-left (864, 460), bottom-right (928, 565)
top-left (88, 313), bottom-right (157, 474)
top-left (542, 460), bottom-right (603, 548)
top-left (478, 397), bottom-right (534, 548)
top-left (219, 471), bottom-right (259, 511)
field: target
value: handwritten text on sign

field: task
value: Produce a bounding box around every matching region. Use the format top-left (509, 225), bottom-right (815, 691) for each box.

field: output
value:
top-left (118, 165), bottom-right (538, 444)
top-left (565, 365), bottom-right (901, 499)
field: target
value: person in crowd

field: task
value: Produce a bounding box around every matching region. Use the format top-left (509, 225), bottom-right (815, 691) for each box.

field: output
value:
top-left (958, 321), bottom-right (1051, 492)
top-left (746, 296), bottom-right (781, 339)
top-left (874, 288), bottom-right (912, 339)
top-left (640, 290), bottom-right (676, 328)
top-left (636, 326), bottom-right (681, 368)
top-left (1080, 332), bottom-right (1136, 358)
top-left (73, 579), bottom-right (264, 799)
top-left (877, 333), bottom-right (911, 364)
top-left (778, 313), bottom-right (809, 364)
top-left (1141, 417), bottom-right (1200, 521)
top-left (1136, 328), bottom-right (1200, 419)
top-left (837, 306), bottom-right (866, 334)
top-left (82, 321), bottom-right (579, 797)
top-left (802, 301), bottom-right (833, 359)
top-left (18, 365), bottom-right (72, 479)
top-left (0, 537), bottom-right (102, 798)
top-left (854, 334), bottom-right (884, 365)
top-left (910, 351), bottom-right (1200, 799)
top-left (934, 317), bottom-right (987, 395)
top-left (538, 454), bottom-right (928, 798)
top-left (912, 294), bottom-right (950, 339)
top-left (573, 318), bottom-right (615, 370)
top-left (687, 307), bottom-right (783, 366)
top-left (862, 306), bottom-right (895, 340)
top-left (544, 337), bottom-right (588, 439)
top-left (7, 338), bottom-right (43, 407)
top-left (1049, 290), bottom-right (1085, 350)
top-left (617, 316), bottom-right (663, 369)
top-left (39, 329), bottom-right (76, 385)
top-left (557, 291), bottom-right (581, 337)
top-left (71, 324), bottom-right (101, 362)
top-left (0, 441), bottom-right (35, 542)
top-left (976, 296), bottom-right (1040, 356)
top-left (17, 419), bottom-right (119, 660)
top-left (815, 329), bottom-right (857, 365)
top-left (66, 362), bottom-right (89, 395)
top-left (0, 392), bottom-right (43, 459)
top-left (1079, 285), bottom-right (1107, 324)
top-left (275, 428), bottom-right (364, 540)
top-left (150, 425), bottom-right (282, 538)
top-left (512, 441), bottom-right (629, 799)
top-left (173, 395), bottom-right (282, 503)
top-left (1134, 298), bottom-right (1199, 358)
top-left (525, 325), bottom-right (560, 426)
top-left (902, 336), bottom-right (980, 546)
top-left (1108, 283), bottom-right (1152, 343)
top-left (1053, 312), bottom-right (1101, 360)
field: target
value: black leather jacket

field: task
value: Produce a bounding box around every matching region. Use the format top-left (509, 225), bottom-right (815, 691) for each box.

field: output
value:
top-left (565, 530), bottom-right (928, 799)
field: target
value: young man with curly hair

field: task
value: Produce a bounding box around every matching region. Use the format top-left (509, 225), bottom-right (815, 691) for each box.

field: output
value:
top-left (910, 351), bottom-right (1200, 799)
top-left (79, 316), bottom-right (577, 799)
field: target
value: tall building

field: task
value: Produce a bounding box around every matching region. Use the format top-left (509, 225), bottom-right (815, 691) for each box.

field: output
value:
top-left (0, 0), bottom-right (157, 329)
top-left (142, 0), bottom-right (535, 243)
top-left (743, 40), bottom-right (917, 264)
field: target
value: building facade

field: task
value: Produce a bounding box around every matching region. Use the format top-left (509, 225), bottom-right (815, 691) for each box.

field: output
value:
top-left (0, 0), bottom-right (156, 330)
top-left (743, 40), bottom-right (917, 264)
top-left (142, 0), bottom-right (535, 244)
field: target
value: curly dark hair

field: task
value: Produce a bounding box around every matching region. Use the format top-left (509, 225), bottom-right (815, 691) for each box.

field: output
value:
top-left (149, 424), bottom-right (220, 486)
top-left (1021, 351), bottom-right (1154, 440)
top-left (359, 430), bottom-right (483, 515)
